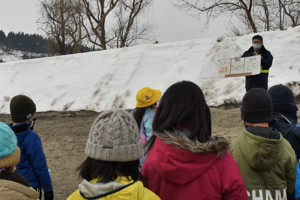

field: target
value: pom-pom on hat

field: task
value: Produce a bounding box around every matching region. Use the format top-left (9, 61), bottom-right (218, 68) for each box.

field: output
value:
top-left (85, 109), bottom-right (143, 162)
top-left (10, 95), bottom-right (36, 122)
top-left (241, 88), bottom-right (273, 123)
top-left (136, 87), bottom-right (161, 108)
top-left (0, 122), bottom-right (20, 168)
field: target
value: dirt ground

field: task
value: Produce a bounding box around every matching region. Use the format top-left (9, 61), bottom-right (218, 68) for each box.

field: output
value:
top-left (0, 104), bottom-right (299, 199)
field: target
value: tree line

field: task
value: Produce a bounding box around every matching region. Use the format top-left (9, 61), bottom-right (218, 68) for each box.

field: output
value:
top-left (0, 30), bottom-right (48, 53)
top-left (0, 30), bottom-right (93, 55)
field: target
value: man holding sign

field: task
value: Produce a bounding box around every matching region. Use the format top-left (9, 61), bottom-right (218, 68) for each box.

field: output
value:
top-left (242, 35), bottom-right (273, 91)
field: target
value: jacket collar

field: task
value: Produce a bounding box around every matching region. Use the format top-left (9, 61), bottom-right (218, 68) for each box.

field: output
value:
top-left (148, 131), bottom-right (230, 185)
top-left (79, 177), bottom-right (136, 199)
top-left (8, 123), bottom-right (30, 134)
top-left (154, 130), bottom-right (229, 156)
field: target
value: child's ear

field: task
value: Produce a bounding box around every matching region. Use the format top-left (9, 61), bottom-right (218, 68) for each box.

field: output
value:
top-left (27, 116), bottom-right (35, 123)
top-left (151, 103), bottom-right (157, 108)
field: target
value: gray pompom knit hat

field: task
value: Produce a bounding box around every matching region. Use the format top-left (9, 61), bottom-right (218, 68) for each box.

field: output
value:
top-left (85, 109), bottom-right (143, 162)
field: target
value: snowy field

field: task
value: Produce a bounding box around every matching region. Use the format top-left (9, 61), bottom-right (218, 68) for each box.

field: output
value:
top-left (0, 49), bottom-right (46, 62)
top-left (0, 26), bottom-right (300, 113)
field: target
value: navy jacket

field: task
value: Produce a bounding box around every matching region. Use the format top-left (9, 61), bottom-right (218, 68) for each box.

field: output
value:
top-left (242, 45), bottom-right (273, 91)
top-left (9, 123), bottom-right (53, 192)
top-left (270, 116), bottom-right (300, 200)
top-left (269, 116), bottom-right (300, 158)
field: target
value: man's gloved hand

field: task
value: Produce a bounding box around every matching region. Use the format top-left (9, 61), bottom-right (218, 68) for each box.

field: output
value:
top-left (44, 190), bottom-right (54, 200)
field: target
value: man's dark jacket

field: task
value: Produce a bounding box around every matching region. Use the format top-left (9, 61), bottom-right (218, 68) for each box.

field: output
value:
top-left (242, 45), bottom-right (273, 91)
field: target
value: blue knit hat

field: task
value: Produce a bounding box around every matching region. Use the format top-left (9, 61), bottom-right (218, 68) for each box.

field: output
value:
top-left (0, 122), bottom-right (20, 168)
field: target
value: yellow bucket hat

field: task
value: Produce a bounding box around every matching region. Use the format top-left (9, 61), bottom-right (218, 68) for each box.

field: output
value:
top-left (136, 87), bottom-right (162, 108)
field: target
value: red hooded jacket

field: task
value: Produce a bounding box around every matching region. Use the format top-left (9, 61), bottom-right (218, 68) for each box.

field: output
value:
top-left (141, 132), bottom-right (248, 200)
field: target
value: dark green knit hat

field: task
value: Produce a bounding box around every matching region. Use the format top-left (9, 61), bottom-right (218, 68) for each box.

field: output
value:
top-left (10, 95), bottom-right (36, 122)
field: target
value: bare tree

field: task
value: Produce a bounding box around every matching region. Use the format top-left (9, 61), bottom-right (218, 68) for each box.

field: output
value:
top-left (81, 0), bottom-right (154, 50)
top-left (39, 0), bottom-right (154, 53)
top-left (111, 0), bottom-right (155, 48)
top-left (279, 0), bottom-right (300, 27)
top-left (38, 0), bottom-right (87, 55)
top-left (174, 0), bottom-right (258, 33)
top-left (255, 0), bottom-right (272, 31)
top-left (174, 0), bottom-right (300, 36)
top-left (67, 1), bottom-right (88, 53)
top-left (254, 0), bottom-right (300, 31)
top-left (81, 0), bottom-right (120, 50)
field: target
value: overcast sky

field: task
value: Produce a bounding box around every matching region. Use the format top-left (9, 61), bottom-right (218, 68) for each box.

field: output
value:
top-left (0, 0), bottom-right (227, 43)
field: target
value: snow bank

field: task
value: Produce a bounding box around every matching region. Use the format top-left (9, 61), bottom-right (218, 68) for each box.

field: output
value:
top-left (1, 26), bottom-right (300, 113)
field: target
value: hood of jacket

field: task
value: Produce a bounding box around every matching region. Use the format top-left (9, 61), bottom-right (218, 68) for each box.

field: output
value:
top-left (269, 116), bottom-right (294, 138)
top-left (78, 177), bottom-right (145, 199)
top-left (0, 179), bottom-right (39, 200)
top-left (150, 130), bottom-right (229, 185)
top-left (236, 128), bottom-right (284, 171)
top-left (270, 116), bottom-right (300, 158)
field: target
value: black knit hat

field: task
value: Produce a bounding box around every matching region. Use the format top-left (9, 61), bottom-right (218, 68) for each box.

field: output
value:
top-left (241, 88), bottom-right (273, 123)
top-left (268, 84), bottom-right (298, 124)
top-left (10, 95), bottom-right (36, 122)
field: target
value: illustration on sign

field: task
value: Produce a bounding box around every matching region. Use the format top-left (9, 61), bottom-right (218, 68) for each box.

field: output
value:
top-left (218, 59), bottom-right (230, 75)
top-left (218, 55), bottom-right (261, 78)
top-left (231, 58), bottom-right (244, 74)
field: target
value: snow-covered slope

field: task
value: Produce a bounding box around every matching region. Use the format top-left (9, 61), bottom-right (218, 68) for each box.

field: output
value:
top-left (0, 49), bottom-right (45, 62)
top-left (0, 27), bottom-right (300, 113)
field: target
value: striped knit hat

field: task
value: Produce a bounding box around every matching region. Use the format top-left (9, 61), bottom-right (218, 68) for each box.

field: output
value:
top-left (85, 109), bottom-right (143, 162)
top-left (0, 122), bottom-right (20, 168)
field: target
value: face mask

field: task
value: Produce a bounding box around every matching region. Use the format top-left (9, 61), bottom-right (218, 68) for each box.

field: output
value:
top-left (253, 44), bottom-right (262, 50)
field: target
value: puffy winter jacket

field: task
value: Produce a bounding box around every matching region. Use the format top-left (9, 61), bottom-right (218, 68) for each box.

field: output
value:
top-left (0, 179), bottom-right (39, 200)
top-left (231, 127), bottom-right (297, 200)
top-left (9, 123), bottom-right (53, 192)
top-left (141, 131), bottom-right (248, 200)
top-left (296, 160), bottom-right (300, 199)
top-left (130, 107), bottom-right (155, 144)
top-left (139, 107), bottom-right (155, 144)
top-left (130, 107), bottom-right (155, 166)
top-left (269, 116), bottom-right (300, 160)
top-left (67, 176), bottom-right (160, 200)
top-left (269, 116), bottom-right (300, 199)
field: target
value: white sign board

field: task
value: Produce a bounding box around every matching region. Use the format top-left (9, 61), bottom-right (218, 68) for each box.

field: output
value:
top-left (218, 55), bottom-right (261, 78)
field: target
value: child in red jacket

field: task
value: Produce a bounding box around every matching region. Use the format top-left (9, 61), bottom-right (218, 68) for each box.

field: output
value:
top-left (141, 81), bottom-right (248, 200)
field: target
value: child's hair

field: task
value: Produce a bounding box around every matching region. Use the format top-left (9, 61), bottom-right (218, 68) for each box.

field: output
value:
top-left (0, 167), bottom-right (30, 187)
top-left (145, 81), bottom-right (211, 154)
top-left (77, 157), bottom-right (143, 182)
top-left (133, 107), bottom-right (150, 130)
